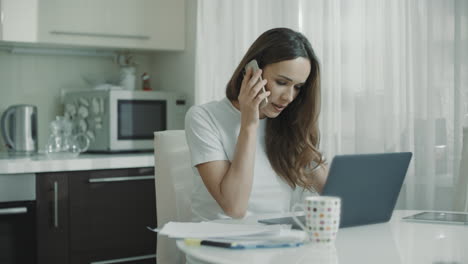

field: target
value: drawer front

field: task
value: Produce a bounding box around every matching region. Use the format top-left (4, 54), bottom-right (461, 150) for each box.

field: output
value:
top-left (68, 168), bottom-right (156, 264)
top-left (0, 201), bottom-right (37, 264)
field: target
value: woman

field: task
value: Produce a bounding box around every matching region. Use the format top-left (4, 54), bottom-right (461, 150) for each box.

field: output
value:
top-left (185, 28), bottom-right (327, 221)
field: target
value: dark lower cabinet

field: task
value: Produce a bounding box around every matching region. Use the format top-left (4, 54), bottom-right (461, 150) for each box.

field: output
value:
top-left (37, 172), bottom-right (69, 264)
top-left (0, 201), bottom-right (37, 264)
top-left (37, 167), bottom-right (157, 264)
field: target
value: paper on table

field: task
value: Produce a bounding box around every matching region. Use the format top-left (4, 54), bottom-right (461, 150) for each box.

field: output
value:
top-left (153, 221), bottom-right (288, 239)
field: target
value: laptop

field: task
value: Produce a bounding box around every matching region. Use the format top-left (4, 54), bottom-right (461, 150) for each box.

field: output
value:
top-left (259, 152), bottom-right (413, 229)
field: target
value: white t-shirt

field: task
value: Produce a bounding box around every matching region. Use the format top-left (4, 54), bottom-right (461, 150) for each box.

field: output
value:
top-left (185, 97), bottom-right (317, 221)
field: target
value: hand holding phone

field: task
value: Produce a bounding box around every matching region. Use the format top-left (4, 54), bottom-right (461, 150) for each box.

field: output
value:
top-left (244, 60), bottom-right (268, 109)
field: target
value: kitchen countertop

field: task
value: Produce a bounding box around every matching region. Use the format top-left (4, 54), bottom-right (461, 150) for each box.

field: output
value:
top-left (0, 152), bottom-right (154, 174)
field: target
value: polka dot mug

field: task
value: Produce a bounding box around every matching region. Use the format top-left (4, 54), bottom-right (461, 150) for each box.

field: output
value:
top-left (292, 196), bottom-right (341, 244)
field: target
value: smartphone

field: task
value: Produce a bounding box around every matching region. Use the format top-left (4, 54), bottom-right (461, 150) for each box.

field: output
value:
top-left (244, 59), bottom-right (268, 108)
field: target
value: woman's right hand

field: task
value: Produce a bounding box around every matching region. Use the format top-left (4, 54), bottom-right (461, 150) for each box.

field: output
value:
top-left (238, 67), bottom-right (270, 129)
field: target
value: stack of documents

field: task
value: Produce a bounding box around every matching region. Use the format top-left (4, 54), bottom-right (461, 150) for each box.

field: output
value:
top-left (150, 222), bottom-right (306, 249)
top-left (157, 222), bottom-right (284, 238)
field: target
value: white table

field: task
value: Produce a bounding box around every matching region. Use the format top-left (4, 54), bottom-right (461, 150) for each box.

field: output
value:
top-left (177, 210), bottom-right (468, 264)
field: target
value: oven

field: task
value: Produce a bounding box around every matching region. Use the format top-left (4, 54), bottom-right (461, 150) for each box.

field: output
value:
top-left (0, 173), bottom-right (36, 264)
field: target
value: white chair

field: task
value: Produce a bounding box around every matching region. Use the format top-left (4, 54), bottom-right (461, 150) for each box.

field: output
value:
top-left (455, 127), bottom-right (468, 211)
top-left (154, 130), bottom-right (194, 264)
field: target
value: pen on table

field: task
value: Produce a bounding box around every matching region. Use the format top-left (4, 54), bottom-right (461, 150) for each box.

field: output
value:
top-left (184, 238), bottom-right (304, 249)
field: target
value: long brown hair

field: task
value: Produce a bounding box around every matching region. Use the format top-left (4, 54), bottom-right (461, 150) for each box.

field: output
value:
top-left (226, 28), bottom-right (324, 191)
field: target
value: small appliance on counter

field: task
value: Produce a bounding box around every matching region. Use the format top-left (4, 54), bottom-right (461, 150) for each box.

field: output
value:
top-left (1, 104), bottom-right (38, 153)
top-left (63, 90), bottom-right (187, 152)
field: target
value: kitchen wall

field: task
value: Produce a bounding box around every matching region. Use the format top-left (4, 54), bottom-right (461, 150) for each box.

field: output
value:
top-left (0, 0), bottom-right (197, 153)
top-left (129, 0), bottom-right (197, 130)
top-left (150, 0), bottom-right (196, 106)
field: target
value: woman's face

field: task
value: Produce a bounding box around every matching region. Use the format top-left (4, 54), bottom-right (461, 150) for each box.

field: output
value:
top-left (260, 57), bottom-right (311, 119)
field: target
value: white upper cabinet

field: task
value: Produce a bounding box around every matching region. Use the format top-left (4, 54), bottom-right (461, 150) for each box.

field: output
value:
top-left (0, 0), bottom-right (185, 51)
top-left (0, 0), bottom-right (38, 42)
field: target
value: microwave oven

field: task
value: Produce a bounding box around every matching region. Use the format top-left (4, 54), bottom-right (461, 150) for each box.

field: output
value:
top-left (63, 90), bottom-right (187, 152)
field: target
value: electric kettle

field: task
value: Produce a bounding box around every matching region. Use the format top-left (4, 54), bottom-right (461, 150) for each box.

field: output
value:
top-left (1, 104), bottom-right (38, 152)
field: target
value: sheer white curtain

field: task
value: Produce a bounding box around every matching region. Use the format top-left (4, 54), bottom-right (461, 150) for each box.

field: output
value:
top-left (195, 0), bottom-right (304, 105)
top-left (195, 0), bottom-right (468, 210)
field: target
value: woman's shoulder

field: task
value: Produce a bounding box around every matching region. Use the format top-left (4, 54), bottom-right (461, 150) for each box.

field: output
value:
top-left (186, 100), bottom-right (217, 120)
top-left (186, 98), bottom-right (236, 121)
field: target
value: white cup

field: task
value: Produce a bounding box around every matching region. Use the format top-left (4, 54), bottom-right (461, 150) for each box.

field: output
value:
top-left (292, 196), bottom-right (341, 244)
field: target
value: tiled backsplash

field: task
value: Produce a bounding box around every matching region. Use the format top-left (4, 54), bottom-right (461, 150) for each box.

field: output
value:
top-left (0, 50), bottom-right (153, 152)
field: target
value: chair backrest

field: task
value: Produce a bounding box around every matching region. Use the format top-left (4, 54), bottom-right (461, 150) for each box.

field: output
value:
top-left (455, 127), bottom-right (468, 211)
top-left (154, 130), bottom-right (193, 264)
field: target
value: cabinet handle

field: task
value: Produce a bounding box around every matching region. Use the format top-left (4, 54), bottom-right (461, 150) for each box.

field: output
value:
top-left (49, 30), bottom-right (150, 40)
top-left (89, 254), bottom-right (156, 264)
top-left (0, 207), bottom-right (27, 215)
top-left (88, 175), bottom-right (154, 183)
top-left (53, 181), bottom-right (58, 228)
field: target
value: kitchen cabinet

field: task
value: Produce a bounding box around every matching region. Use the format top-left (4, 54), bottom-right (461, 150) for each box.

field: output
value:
top-left (0, 173), bottom-right (37, 264)
top-left (0, 0), bottom-right (38, 42)
top-left (36, 167), bottom-right (157, 264)
top-left (0, 0), bottom-right (184, 51)
top-left (36, 172), bottom-right (69, 264)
